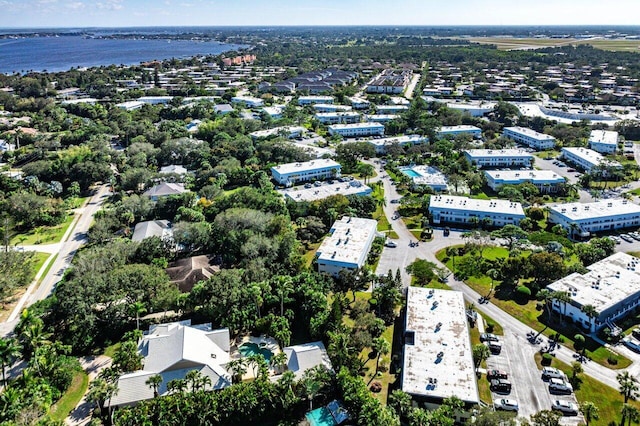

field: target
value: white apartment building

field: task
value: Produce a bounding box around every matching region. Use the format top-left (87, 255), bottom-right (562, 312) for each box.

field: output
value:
top-left (375, 105), bottom-right (409, 114)
top-left (484, 170), bottom-right (566, 193)
top-left (312, 104), bottom-right (352, 113)
top-left (279, 180), bottom-right (372, 202)
top-left (327, 122), bottom-right (385, 138)
top-left (548, 199), bottom-right (640, 237)
top-left (547, 252), bottom-right (640, 331)
top-left (314, 112), bottom-right (361, 125)
top-left (463, 149), bottom-right (534, 169)
top-left (589, 130), bottom-right (619, 154)
top-left (402, 287), bottom-right (479, 412)
top-left (231, 96), bottom-right (264, 108)
top-left (250, 126), bottom-right (307, 139)
top-left (561, 147), bottom-right (622, 173)
top-left (364, 135), bottom-right (428, 154)
top-left (366, 114), bottom-right (399, 123)
top-left (428, 195), bottom-right (525, 226)
top-left (271, 159), bottom-right (341, 187)
top-left (438, 125), bottom-right (482, 139)
top-left (502, 126), bottom-right (556, 150)
top-left (298, 96), bottom-right (334, 106)
top-left (347, 96), bottom-right (370, 109)
top-left (315, 217), bottom-right (378, 277)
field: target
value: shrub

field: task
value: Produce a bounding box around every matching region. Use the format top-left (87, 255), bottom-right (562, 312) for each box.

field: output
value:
top-left (608, 355), bottom-right (619, 365)
top-left (541, 353), bottom-right (553, 365)
top-left (516, 286), bottom-right (532, 297)
top-left (486, 322), bottom-right (495, 333)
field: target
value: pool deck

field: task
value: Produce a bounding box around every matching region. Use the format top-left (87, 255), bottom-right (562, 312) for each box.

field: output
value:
top-left (230, 334), bottom-right (282, 380)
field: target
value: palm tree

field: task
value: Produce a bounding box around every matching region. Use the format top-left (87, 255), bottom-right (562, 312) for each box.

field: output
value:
top-left (303, 375), bottom-right (322, 411)
top-left (581, 304), bottom-right (599, 333)
top-left (270, 351), bottom-right (288, 375)
top-left (472, 344), bottom-right (490, 369)
top-left (580, 401), bottom-right (599, 426)
top-left (226, 358), bottom-right (247, 384)
top-left (552, 291), bottom-right (571, 324)
top-left (166, 378), bottom-right (188, 394)
top-left (445, 246), bottom-right (459, 271)
top-left (486, 268), bottom-right (500, 297)
top-left (621, 403), bottom-right (640, 426)
top-left (185, 370), bottom-right (204, 392)
top-left (0, 338), bottom-right (20, 386)
top-left (617, 371), bottom-right (639, 403)
top-left (369, 337), bottom-right (391, 385)
top-left (272, 276), bottom-right (294, 317)
top-left (145, 374), bottom-right (163, 398)
top-left (130, 301), bottom-right (146, 331)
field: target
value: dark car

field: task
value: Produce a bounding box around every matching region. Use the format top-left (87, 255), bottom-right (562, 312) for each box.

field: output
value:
top-left (487, 369), bottom-right (508, 380)
top-left (480, 333), bottom-right (499, 342)
top-left (443, 227), bottom-right (450, 236)
top-left (490, 379), bottom-right (512, 394)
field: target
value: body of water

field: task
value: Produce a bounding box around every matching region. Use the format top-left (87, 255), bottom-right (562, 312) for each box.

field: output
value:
top-left (0, 36), bottom-right (243, 74)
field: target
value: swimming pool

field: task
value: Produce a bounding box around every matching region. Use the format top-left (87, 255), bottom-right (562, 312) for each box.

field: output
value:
top-left (400, 167), bottom-right (421, 178)
top-left (306, 407), bottom-right (337, 426)
top-left (238, 342), bottom-right (274, 362)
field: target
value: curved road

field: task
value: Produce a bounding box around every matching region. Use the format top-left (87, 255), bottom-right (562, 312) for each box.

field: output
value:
top-left (1, 184), bottom-right (111, 337)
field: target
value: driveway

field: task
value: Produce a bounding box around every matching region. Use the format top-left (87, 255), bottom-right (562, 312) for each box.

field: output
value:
top-left (66, 355), bottom-right (113, 426)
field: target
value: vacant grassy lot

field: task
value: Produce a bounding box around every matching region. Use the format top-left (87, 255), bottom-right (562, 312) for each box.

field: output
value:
top-left (11, 213), bottom-right (75, 245)
top-left (468, 37), bottom-right (640, 52)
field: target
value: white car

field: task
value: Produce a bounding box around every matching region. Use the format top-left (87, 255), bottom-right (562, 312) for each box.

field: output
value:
top-left (384, 240), bottom-right (397, 248)
top-left (552, 400), bottom-right (579, 415)
top-left (549, 378), bottom-right (573, 394)
top-left (494, 398), bottom-right (519, 412)
top-left (542, 367), bottom-right (565, 380)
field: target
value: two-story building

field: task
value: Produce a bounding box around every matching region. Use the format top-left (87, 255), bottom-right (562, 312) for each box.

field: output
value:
top-left (271, 159), bottom-right (341, 186)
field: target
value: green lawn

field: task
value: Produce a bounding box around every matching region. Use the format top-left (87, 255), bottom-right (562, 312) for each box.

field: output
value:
top-left (476, 373), bottom-right (492, 405)
top-left (49, 370), bottom-right (89, 422)
top-left (11, 213), bottom-right (75, 245)
top-left (372, 185), bottom-right (399, 239)
top-left (534, 353), bottom-right (639, 425)
top-left (302, 242), bottom-right (321, 268)
top-left (31, 252), bottom-right (51, 281)
top-left (437, 247), bottom-right (630, 369)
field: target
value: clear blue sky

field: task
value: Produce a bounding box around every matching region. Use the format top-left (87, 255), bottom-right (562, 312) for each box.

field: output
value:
top-left (1, 0), bottom-right (639, 28)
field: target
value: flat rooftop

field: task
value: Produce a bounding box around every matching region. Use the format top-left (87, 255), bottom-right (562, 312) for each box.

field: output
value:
top-left (402, 287), bottom-right (479, 404)
top-left (464, 149), bottom-right (533, 158)
top-left (440, 125), bottom-right (481, 133)
top-left (250, 126), bottom-right (306, 138)
top-left (562, 147), bottom-right (621, 167)
top-left (316, 217), bottom-right (378, 267)
top-left (548, 252), bottom-right (640, 314)
top-left (485, 169), bottom-right (565, 183)
top-left (549, 199), bottom-right (640, 221)
top-left (315, 112), bottom-right (360, 118)
top-left (279, 180), bottom-right (371, 202)
top-left (504, 126), bottom-right (555, 141)
top-left (589, 130), bottom-right (619, 145)
top-left (271, 159), bottom-right (341, 176)
top-left (429, 195), bottom-right (525, 216)
top-left (328, 123), bottom-right (385, 130)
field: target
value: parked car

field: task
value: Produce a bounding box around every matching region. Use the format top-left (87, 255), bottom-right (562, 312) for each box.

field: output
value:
top-left (623, 336), bottom-right (640, 353)
top-left (632, 327), bottom-right (640, 339)
top-left (487, 369), bottom-right (508, 380)
top-left (631, 232), bottom-right (640, 241)
top-left (621, 234), bottom-right (634, 243)
top-left (490, 379), bottom-right (512, 394)
top-left (480, 333), bottom-right (499, 342)
top-left (390, 199), bottom-right (401, 204)
top-left (549, 378), bottom-right (573, 394)
top-left (567, 168), bottom-right (576, 172)
top-left (493, 398), bottom-right (518, 412)
top-left (443, 227), bottom-right (450, 237)
top-left (487, 341), bottom-right (502, 354)
top-left (384, 240), bottom-right (398, 248)
top-left (542, 367), bottom-right (566, 380)
top-left (551, 400), bottom-right (579, 415)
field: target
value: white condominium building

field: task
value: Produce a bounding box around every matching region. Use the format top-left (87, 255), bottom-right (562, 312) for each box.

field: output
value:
top-left (271, 159), bottom-right (341, 186)
top-left (438, 125), bottom-right (482, 139)
top-left (402, 287), bottom-right (479, 412)
top-left (298, 96), bottom-right (334, 105)
top-left (547, 252), bottom-right (640, 332)
top-left (502, 126), bottom-right (556, 150)
top-left (363, 135), bottom-right (428, 154)
top-left (561, 147), bottom-right (621, 173)
top-left (428, 195), bottom-right (525, 227)
top-left (327, 122), bottom-right (385, 138)
top-left (589, 130), bottom-right (619, 154)
top-left (484, 170), bottom-right (566, 193)
top-left (548, 199), bottom-right (640, 237)
top-left (315, 216), bottom-right (378, 277)
top-left (231, 96), bottom-right (264, 108)
top-left (463, 149), bottom-right (534, 169)
top-left (314, 112), bottom-right (361, 124)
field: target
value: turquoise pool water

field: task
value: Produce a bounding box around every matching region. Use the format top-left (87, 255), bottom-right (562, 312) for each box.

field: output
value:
top-left (238, 342), bottom-right (274, 362)
top-left (306, 407), bottom-right (337, 426)
top-left (400, 167), bottom-right (421, 178)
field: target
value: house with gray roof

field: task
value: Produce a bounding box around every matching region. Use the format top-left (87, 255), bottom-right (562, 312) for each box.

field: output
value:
top-left (110, 321), bottom-right (232, 407)
top-left (131, 220), bottom-right (172, 243)
top-left (281, 341), bottom-right (333, 379)
top-left (159, 165), bottom-right (188, 175)
top-left (143, 182), bottom-right (188, 201)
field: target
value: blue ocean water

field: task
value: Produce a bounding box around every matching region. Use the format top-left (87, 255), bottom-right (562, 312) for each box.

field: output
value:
top-left (0, 36), bottom-right (244, 74)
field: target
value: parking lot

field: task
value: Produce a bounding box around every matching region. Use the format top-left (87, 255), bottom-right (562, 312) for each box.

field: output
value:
top-left (484, 332), bottom-right (584, 424)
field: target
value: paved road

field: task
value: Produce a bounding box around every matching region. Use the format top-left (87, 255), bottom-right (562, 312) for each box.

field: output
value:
top-left (0, 184), bottom-right (111, 337)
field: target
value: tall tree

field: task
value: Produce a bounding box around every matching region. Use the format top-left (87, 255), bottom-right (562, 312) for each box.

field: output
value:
top-left (145, 374), bottom-right (163, 398)
top-left (579, 401), bottom-right (599, 426)
top-left (0, 338), bottom-right (20, 386)
top-left (618, 372), bottom-right (639, 403)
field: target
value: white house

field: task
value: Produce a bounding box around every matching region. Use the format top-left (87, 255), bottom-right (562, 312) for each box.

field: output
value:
top-left (271, 159), bottom-right (341, 186)
top-left (547, 253), bottom-right (640, 332)
top-left (484, 170), bottom-right (566, 193)
top-left (589, 130), bottom-right (619, 154)
top-left (231, 96), bottom-right (264, 108)
top-left (280, 342), bottom-right (333, 379)
top-left (402, 287), bottom-right (479, 412)
top-left (502, 126), bottom-right (556, 150)
top-left (131, 220), bottom-right (173, 243)
top-left (143, 182), bottom-right (188, 201)
top-left (160, 165), bottom-right (189, 175)
top-left (262, 106), bottom-right (286, 119)
top-left (110, 321), bottom-right (232, 407)
top-left (548, 199), bottom-right (640, 237)
top-left (463, 149), bottom-right (534, 169)
top-left (117, 101), bottom-right (145, 111)
top-left (428, 195), bottom-right (525, 226)
top-left (315, 216), bottom-right (378, 277)
top-left (347, 96), bottom-right (370, 109)
top-left (327, 122), bottom-right (384, 138)
top-left (561, 147), bottom-right (622, 173)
